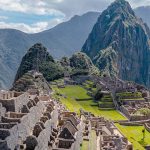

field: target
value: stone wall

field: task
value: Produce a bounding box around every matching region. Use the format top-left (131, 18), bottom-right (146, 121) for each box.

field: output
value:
top-left (0, 99), bottom-right (46, 150)
top-left (35, 120), bottom-right (52, 150)
top-left (0, 92), bottom-right (29, 112)
top-left (121, 105), bottom-right (150, 121)
top-left (14, 92), bottom-right (29, 112)
top-left (0, 91), bottom-right (14, 99)
top-left (0, 103), bottom-right (6, 122)
top-left (0, 89), bottom-right (84, 150)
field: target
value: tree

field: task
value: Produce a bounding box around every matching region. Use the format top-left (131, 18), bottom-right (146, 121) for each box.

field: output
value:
top-left (142, 128), bottom-right (145, 141)
top-left (94, 88), bottom-right (103, 101)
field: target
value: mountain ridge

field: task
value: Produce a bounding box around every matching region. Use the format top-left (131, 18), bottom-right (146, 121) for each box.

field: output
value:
top-left (82, 0), bottom-right (150, 87)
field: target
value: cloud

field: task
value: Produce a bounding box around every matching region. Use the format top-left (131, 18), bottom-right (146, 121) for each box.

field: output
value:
top-left (0, 0), bottom-right (65, 16)
top-left (0, 16), bottom-right (8, 20)
top-left (130, 0), bottom-right (150, 7)
top-left (48, 0), bottom-right (150, 18)
top-left (0, 0), bottom-right (149, 33)
top-left (0, 18), bottom-right (63, 33)
top-left (0, 0), bottom-right (149, 17)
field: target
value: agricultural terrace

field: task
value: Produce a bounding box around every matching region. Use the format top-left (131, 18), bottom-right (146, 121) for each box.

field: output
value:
top-left (116, 124), bottom-right (150, 150)
top-left (52, 84), bottom-right (126, 120)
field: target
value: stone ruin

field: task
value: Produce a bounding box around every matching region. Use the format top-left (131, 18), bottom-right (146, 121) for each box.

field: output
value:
top-left (0, 90), bottom-right (59, 150)
top-left (80, 109), bottom-right (133, 150)
top-left (0, 89), bottom-right (84, 150)
top-left (0, 87), bottom-right (134, 150)
top-left (51, 112), bottom-right (83, 150)
top-left (121, 102), bottom-right (150, 121)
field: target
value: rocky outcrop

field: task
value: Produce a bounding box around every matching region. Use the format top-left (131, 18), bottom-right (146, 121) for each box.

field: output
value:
top-left (60, 52), bottom-right (100, 76)
top-left (82, 0), bottom-right (150, 87)
top-left (12, 71), bottom-right (51, 93)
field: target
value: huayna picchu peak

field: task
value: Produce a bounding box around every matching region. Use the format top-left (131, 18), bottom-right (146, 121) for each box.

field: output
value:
top-left (82, 0), bottom-right (150, 87)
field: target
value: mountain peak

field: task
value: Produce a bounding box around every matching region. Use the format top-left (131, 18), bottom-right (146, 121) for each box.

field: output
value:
top-left (82, 0), bottom-right (150, 87)
top-left (14, 43), bottom-right (64, 83)
top-left (28, 43), bottom-right (46, 52)
top-left (105, 0), bottom-right (135, 21)
top-left (115, 0), bottom-right (127, 4)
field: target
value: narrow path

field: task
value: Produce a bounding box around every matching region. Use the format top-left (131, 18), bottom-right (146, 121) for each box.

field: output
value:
top-left (97, 135), bottom-right (100, 150)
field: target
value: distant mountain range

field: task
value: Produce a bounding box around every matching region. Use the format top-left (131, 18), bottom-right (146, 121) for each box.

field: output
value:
top-left (0, 2), bottom-right (150, 89)
top-left (134, 6), bottom-right (150, 28)
top-left (0, 12), bottom-right (99, 89)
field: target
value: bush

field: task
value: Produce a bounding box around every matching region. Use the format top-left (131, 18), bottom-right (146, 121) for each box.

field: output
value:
top-left (94, 89), bottom-right (103, 101)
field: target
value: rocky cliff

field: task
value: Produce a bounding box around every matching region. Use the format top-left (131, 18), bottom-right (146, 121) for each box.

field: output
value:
top-left (82, 0), bottom-right (150, 87)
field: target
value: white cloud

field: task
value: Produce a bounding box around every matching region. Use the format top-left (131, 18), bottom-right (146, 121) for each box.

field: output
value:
top-left (130, 0), bottom-right (150, 7)
top-left (48, 0), bottom-right (150, 19)
top-left (0, 0), bottom-right (65, 16)
top-left (0, 16), bottom-right (8, 20)
top-left (0, 18), bottom-right (63, 33)
top-left (0, 0), bottom-right (149, 17)
top-left (0, 0), bottom-right (149, 33)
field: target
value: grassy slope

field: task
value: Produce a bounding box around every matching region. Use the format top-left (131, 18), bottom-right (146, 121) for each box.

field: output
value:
top-left (80, 141), bottom-right (89, 150)
top-left (52, 85), bottom-right (126, 120)
top-left (116, 124), bottom-right (150, 150)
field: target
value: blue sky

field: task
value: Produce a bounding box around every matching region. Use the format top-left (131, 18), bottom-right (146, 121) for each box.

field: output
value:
top-left (0, 0), bottom-right (149, 33)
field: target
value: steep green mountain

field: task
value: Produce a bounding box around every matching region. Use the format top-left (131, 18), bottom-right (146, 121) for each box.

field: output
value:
top-left (82, 0), bottom-right (150, 87)
top-left (60, 52), bottom-right (99, 76)
top-left (14, 43), bottom-right (64, 83)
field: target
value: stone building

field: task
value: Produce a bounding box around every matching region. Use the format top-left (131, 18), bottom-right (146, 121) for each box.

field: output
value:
top-left (81, 110), bottom-right (133, 150)
top-left (0, 90), bottom-right (59, 150)
top-left (51, 112), bottom-right (83, 150)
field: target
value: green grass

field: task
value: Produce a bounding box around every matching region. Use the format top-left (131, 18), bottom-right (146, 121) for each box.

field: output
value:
top-left (89, 130), bottom-right (97, 150)
top-left (52, 85), bottom-right (126, 120)
top-left (101, 97), bottom-right (113, 102)
top-left (121, 98), bottom-right (145, 101)
top-left (59, 85), bottom-right (91, 99)
top-left (116, 92), bottom-right (142, 99)
top-left (99, 101), bottom-right (115, 108)
top-left (78, 99), bottom-right (124, 120)
top-left (116, 124), bottom-right (150, 150)
top-left (80, 141), bottom-right (89, 150)
top-left (81, 130), bottom-right (97, 150)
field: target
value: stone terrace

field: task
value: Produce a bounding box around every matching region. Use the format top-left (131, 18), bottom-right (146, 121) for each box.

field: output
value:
top-left (121, 102), bottom-right (150, 121)
top-left (80, 109), bottom-right (133, 150)
top-left (0, 89), bottom-right (85, 150)
top-left (0, 90), bottom-right (60, 150)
